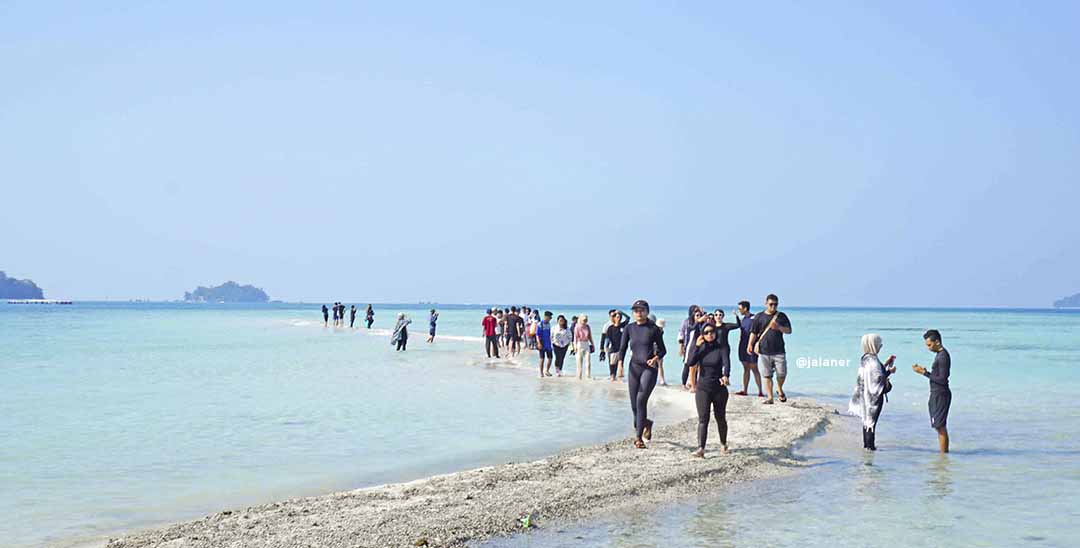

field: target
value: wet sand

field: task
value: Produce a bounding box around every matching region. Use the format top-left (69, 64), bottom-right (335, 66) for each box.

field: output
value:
top-left (104, 383), bottom-right (835, 548)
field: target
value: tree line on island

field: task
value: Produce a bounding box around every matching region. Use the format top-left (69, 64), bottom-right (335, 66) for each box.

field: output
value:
top-left (184, 281), bottom-right (269, 303)
top-left (0, 271), bottom-right (45, 299)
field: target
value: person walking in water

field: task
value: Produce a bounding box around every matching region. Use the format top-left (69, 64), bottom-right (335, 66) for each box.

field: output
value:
top-left (349, 305), bottom-right (357, 328)
top-left (600, 309), bottom-right (630, 382)
top-left (619, 300), bottom-right (667, 449)
top-left (426, 309), bottom-right (439, 343)
top-left (536, 311), bottom-right (554, 377)
top-left (365, 304), bottom-right (374, 329)
top-left (747, 294), bottom-right (792, 404)
top-left (849, 334), bottom-right (896, 451)
top-left (482, 309), bottom-right (500, 358)
top-left (391, 313), bottom-right (411, 351)
top-left (912, 329), bottom-right (951, 453)
top-left (552, 315), bottom-right (573, 377)
top-left (322, 304), bottom-right (329, 327)
top-left (734, 300), bottom-right (764, 397)
top-left (574, 315), bottom-right (594, 380)
top-left (687, 322), bottom-right (731, 456)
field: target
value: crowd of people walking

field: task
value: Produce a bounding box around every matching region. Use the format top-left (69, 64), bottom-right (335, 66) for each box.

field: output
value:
top-left (319, 296), bottom-right (953, 455)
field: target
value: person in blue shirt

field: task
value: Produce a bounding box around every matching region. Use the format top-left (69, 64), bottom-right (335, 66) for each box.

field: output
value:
top-left (426, 309), bottom-right (439, 343)
top-left (536, 311), bottom-right (554, 377)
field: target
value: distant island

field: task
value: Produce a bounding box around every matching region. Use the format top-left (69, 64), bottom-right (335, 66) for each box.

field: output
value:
top-left (0, 271), bottom-right (44, 299)
top-left (184, 281), bottom-right (269, 303)
top-left (1054, 293), bottom-right (1080, 308)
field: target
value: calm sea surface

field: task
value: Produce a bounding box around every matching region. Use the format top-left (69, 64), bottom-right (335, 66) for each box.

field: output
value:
top-left (3, 303), bottom-right (1078, 547)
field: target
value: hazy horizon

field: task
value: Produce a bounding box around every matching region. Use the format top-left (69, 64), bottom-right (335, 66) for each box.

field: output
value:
top-left (3, 2), bottom-right (1078, 307)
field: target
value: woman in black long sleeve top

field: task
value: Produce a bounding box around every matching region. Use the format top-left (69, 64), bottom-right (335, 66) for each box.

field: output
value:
top-left (687, 325), bottom-right (731, 456)
top-left (618, 300), bottom-right (667, 449)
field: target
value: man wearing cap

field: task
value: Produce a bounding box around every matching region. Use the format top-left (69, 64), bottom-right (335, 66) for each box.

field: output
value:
top-left (618, 299), bottom-right (668, 448)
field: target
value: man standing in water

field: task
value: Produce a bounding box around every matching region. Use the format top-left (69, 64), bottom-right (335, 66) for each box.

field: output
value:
top-left (618, 300), bottom-right (667, 449)
top-left (482, 309), bottom-right (500, 358)
top-left (350, 305), bottom-right (357, 328)
top-left (536, 311), bottom-right (554, 377)
top-left (427, 309), bottom-right (439, 343)
top-left (913, 329), bottom-right (951, 453)
top-left (322, 304), bottom-right (329, 327)
top-left (747, 294), bottom-right (792, 404)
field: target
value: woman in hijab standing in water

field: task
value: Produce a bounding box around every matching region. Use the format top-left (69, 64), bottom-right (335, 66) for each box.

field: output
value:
top-left (365, 304), bottom-right (375, 329)
top-left (391, 313), bottom-right (412, 351)
top-left (849, 333), bottom-right (896, 450)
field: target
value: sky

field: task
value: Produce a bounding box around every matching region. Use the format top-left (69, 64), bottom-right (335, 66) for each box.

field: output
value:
top-left (2, 1), bottom-right (1078, 306)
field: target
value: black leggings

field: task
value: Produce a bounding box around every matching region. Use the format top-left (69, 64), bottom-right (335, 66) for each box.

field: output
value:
top-left (863, 396), bottom-right (884, 448)
top-left (628, 363), bottom-right (659, 439)
top-left (396, 337), bottom-right (408, 351)
top-left (609, 354), bottom-right (618, 378)
top-left (553, 345), bottom-right (569, 371)
top-left (485, 335), bottom-right (500, 358)
top-left (366, 318), bottom-right (373, 328)
top-left (696, 383), bottom-right (729, 448)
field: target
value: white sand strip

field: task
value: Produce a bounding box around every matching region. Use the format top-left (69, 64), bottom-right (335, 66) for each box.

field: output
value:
top-left (104, 391), bottom-right (835, 548)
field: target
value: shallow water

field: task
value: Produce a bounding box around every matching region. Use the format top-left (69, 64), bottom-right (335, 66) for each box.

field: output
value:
top-left (1, 303), bottom-right (661, 547)
top-left (4, 304), bottom-right (1078, 546)
top-left (479, 307), bottom-right (1080, 547)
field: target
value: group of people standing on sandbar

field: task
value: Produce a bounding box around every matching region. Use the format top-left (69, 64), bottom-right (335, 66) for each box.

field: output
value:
top-left (477, 293), bottom-right (953, 456)
top-left (323, 303), bottom-right (374, 329)
top-left (478, 295), bottom-right (795, 456)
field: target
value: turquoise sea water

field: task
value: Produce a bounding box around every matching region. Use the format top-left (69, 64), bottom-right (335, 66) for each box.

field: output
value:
top-left (3, 304), bottom-right (1079, 547)
top-left (481, 307), bottom-right (1080, 548)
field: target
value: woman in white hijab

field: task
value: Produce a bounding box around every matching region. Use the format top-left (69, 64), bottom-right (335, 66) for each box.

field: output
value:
top-left (849, 333), bottom-right (896, 450)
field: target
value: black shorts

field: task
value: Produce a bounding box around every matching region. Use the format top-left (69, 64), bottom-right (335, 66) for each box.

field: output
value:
top-left (929, 390), bottom-right (952, 429)
top-left (510, 335), bottom-right (522, 343)
top-left (738, 342), bottom-right (757, 364)
top-left (429, 326), bottom-right (437, 336)
top-left (538, 348), bottom-right (553, 359)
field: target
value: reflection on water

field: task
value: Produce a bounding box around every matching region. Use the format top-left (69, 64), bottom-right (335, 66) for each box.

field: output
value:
top-left (925, 455), bottom-right (954, 501)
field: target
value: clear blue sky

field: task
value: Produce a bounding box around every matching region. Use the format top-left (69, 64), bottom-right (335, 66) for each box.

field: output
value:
top-left (2, 1), bottom-right (1078, 306)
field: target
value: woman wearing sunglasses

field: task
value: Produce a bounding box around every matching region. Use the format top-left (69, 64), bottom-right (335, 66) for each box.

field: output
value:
top-left (686, 324), bottom-right (731, 457)
top-left (689, 310), bottom-right (740, 393)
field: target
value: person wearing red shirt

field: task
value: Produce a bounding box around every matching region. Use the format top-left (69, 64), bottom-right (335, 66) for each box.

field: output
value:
top-left (482, 309), bottom-right (500, 358)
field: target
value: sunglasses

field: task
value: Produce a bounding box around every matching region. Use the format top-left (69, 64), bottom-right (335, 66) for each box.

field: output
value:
top-left (767, 302), bottom-right (778, 306)
top-left (703, 330), bottom-right (716, 335)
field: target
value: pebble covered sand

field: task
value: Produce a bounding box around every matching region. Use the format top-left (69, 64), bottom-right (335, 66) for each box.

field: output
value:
top-left (104, 385), bottom-right (835, 548)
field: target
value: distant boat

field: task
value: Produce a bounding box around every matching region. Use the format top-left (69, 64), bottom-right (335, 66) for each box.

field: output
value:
top-left (7, 299), bottom-right (73, 305)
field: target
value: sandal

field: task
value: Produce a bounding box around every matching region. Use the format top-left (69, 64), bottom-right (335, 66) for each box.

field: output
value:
top-left (634, 439), bottom-right (646, 449)
top-left (763, 399), bottom-right (774, 405)
top-left (734, 390), bottom-right (748, 396)
top-left (642, 419), bottom-right (653, 441)
top-left (779, 393), bottom-right (787, 403)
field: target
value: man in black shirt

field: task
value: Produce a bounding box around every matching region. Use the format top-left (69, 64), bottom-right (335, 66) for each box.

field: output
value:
top-left (913, 329), bottom-right (951, 453)
top-left (747, 294), bottom-right (792, 405)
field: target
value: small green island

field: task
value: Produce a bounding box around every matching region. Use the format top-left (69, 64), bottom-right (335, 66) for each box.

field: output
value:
top-left (1054, 293), bottom-right (1080, 308)
top-left (184, 281), bottom-right (269, 303)
top-left (0, 271), bottom-right (45, 299)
